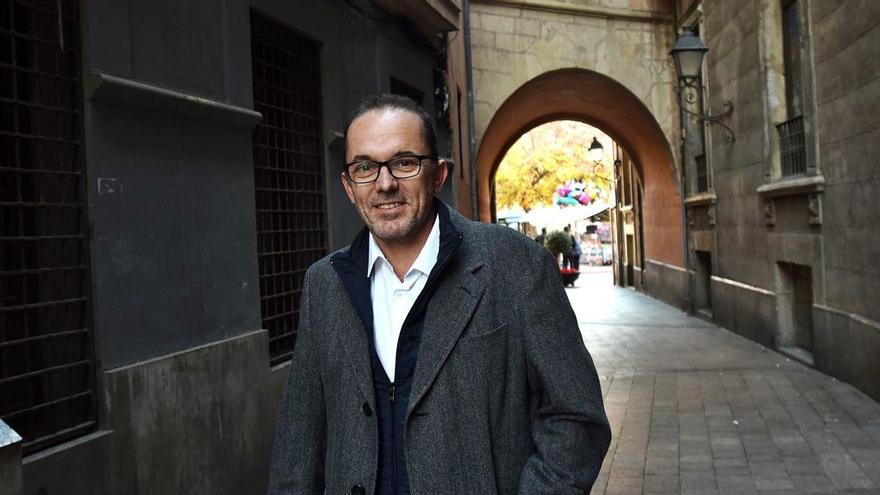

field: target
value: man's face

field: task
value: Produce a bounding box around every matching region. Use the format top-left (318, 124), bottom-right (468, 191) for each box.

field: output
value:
top-left (342, 108), bottom-right (448, 248)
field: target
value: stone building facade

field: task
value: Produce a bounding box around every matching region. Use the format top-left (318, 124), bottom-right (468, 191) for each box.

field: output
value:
top-left (0, 1), bottom-right (468, 494)
top-left (470, 0), bottom-right (880, 402)
top-left (680, 0), bottom-right (880, 400)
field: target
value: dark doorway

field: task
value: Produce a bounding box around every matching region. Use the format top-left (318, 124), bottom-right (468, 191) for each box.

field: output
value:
top-left (775, 262), bottom-right (814, 364)
top-left (694, 250), bottom-right (712, 319)
top-left (625, 234), bottom-right (635, 287)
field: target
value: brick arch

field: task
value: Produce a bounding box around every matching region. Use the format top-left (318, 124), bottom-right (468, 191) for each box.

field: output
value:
top-left (476, 68), bottom-right (683, 266)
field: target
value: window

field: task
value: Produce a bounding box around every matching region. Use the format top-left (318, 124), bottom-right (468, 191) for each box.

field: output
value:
top-left (0, 0), bottom-right (96, 454)
top-left (250, 11), bottom-right (327, 366)
top-left (782, 0), bottom-right (804, 119)
top-left (777, 0), bottom-right (807, 176)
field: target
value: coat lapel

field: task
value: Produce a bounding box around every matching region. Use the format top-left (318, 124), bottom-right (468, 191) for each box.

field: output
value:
top-left (337, 295), bottom-right (376, 408)
top-left (330, 229), bottom-right (377, 408)
top-left (407, 255), bottom-right (485, 417)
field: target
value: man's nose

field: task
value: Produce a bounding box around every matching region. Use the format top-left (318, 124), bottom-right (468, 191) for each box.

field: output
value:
top-left (375, 165), bottom-right (398, 191)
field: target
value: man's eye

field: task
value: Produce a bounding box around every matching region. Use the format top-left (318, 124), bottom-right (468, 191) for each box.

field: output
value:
top-left (394, 158), bottom-right (419, 169)
top-left (355, 162), bottom-right (375, 173)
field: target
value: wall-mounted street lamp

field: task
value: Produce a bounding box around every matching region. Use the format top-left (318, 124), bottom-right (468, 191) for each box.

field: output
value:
top-left (670, 27), bottom-right (735, 142)
top-left (588, 136), bottom-right (605, 173)
top-left (588, 137), bottom-right (604, 162)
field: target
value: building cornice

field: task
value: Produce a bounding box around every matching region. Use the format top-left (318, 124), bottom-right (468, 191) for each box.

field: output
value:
top-left (472, 0), bottom-right (674, 24)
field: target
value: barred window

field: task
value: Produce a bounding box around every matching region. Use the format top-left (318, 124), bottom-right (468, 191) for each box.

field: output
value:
top-left (250, 11), bottom-right (327, 366)
top-left (779, 0), bottom-right (807, 176)
top-left (777, 116), bottom-right (806, 176)
top-left (0, 0), bottom-right (96, 454)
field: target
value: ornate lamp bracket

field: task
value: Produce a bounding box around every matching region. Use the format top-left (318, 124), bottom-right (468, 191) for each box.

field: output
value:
top-left (675, 81), bottom-right (735, 143)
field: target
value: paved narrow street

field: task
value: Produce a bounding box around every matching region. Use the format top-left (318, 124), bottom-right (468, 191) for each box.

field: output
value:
top-left (568, 267), bottom-right (880, 495)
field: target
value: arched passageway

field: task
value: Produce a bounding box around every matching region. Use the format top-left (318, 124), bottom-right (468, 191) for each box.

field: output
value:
top-left (476, 68), bottom-right (684, 270)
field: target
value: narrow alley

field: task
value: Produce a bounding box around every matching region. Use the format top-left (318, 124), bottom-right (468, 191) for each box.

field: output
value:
top-left (570, 268), bottom-right (880, 495)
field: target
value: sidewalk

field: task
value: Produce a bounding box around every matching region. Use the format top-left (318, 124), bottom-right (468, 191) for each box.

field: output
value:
top-left (567, 267), bottom-right (880, 495)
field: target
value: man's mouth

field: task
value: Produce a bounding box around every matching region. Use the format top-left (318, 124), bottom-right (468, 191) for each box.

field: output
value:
top-left (375, 201), bottom-right (405, 210)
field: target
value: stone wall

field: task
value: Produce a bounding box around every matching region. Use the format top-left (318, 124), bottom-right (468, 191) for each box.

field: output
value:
top-left (644, 259), bottom-right (689, 311)
top-left (470, 2), bottom-right (677, 149)
top-left (469, 1), bottom-right (686, 271)
top-left (810, 0), bottom-right (880, 399)
top-left (22, 332), bottom-right (285, 495)
top-left (812, 0), bottom-right (880, 323)
top-left (700, 0), bottom-right (880, 400)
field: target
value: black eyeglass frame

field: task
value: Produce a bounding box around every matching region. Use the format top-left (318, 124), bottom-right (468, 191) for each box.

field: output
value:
top-left (343, 154), bottom-right (436, 184)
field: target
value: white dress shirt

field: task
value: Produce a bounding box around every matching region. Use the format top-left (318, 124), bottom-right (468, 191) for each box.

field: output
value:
top-left (368, 215), bottom-right (440, 382)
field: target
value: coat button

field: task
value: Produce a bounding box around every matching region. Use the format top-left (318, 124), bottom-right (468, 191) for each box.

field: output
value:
top-left (362, 402), bottom-right (372, 417)
top-left (350, 484), bottom-right (365, 495)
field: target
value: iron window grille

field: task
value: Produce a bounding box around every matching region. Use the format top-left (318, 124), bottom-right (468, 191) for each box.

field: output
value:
top-left (0, 0), bottom-right (96, 454)
top-left (250, 11), bottom-right (327, 366)
top-left (777, 116), bottom-right (806, 177)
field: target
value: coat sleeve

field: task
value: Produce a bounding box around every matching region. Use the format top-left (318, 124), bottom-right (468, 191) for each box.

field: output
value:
top-left (517, 249), bottom-right (611, 494)
top-left (268, 269), bottom-right (327, 495)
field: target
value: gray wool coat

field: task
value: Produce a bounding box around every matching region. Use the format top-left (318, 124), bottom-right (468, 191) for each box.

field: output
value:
top-left (268, 206), bottom-right (611, 494)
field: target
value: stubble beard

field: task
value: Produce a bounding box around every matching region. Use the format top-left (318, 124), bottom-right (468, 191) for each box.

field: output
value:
top-left (363, 201), bottom-right (426, 246)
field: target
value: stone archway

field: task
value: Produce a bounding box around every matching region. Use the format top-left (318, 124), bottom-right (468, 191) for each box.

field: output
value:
top-left (476, 68), bottom-right (684, 270)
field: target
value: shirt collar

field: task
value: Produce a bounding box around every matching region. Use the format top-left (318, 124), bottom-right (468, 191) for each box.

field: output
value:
top-left (367, 214), bottom-right (441, 279)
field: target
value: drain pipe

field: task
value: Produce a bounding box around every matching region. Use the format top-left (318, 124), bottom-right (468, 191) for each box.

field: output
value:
top-left (464, 0), bottom-right (478, 220)
top-left (672, 10), bottom-right (695, 315)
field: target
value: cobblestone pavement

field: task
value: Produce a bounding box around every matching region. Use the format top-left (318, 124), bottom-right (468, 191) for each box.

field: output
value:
top-left (567, 267), bottom-right (880, 495)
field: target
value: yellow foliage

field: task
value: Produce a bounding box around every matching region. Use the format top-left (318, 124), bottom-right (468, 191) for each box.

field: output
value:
top-left (494, 121), bottom-right (614, 211)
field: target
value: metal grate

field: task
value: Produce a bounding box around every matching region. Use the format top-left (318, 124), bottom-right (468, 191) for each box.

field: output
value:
top-left (0, 0), bottom-right (95, 454)
top-left (250, 11), bottom-right (326, 366)
top-left (777, 116), bottom-right (806, 176)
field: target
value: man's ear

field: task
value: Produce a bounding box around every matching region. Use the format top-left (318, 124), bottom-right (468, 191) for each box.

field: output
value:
top-left (433, 159), bottom-right (449, 193)
top-left (341, 172), bottom-right (356, 204)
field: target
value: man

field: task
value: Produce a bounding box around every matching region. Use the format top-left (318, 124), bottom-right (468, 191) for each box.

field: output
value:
top-left (269, 94), bottom-right (610, 495)
top-left (568, 226), bottom-right (582, 271)
top-left (534, 227), bottom-right (547, 245)
top-left (562, 225), bottom-right (576, 269)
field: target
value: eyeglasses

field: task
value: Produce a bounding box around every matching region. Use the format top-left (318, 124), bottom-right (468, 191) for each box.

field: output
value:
top-left (344, 154), bottom-right (434, 184)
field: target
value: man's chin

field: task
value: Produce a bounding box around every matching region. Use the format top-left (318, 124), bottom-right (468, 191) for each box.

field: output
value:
top-left (367, 219), bottom-right (403, 238)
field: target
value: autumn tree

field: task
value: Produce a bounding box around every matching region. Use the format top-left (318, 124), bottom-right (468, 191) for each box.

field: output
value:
top-left (494, 121), bottom-right (614, 211)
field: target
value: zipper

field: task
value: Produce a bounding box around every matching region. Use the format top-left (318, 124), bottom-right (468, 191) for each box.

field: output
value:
top-left (389, 381), bottom-right (398, 494)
